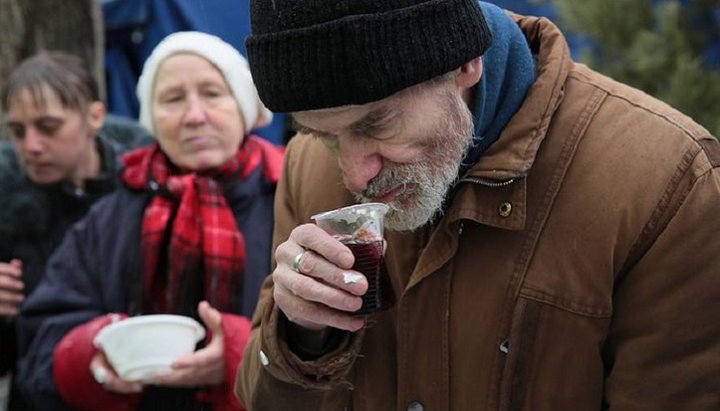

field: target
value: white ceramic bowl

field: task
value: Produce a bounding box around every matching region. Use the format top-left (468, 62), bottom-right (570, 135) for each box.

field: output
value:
top-left (93, 314), bottom-right (205, 382)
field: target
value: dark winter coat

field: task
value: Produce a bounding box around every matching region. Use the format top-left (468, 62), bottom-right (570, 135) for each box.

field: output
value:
top-left (15, 138), bottom-right (283, 411)
top-left (0, 115), bottom-right (151, 411)
top-left (0, 117), bottom-right (152, 376)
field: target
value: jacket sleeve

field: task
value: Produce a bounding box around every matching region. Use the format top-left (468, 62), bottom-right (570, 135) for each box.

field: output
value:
top-left (604, 141), bottom-right (720, 409)
top-left (196, 312), bottom-right (251, 411)
top-left (235, 136), bottom-right (363, 410)
top-left (53, 314), bottom-right (142, 411)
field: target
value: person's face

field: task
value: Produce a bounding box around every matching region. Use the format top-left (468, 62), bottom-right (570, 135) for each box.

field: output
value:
top-left (6, 87), bottom-right (103, 185)
top-left (293, 80), bottom-right (474, 231)
top-left (151, 53), bottom-right (245, 171)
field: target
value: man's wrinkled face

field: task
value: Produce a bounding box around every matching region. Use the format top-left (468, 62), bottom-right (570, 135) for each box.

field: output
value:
top-left (293, 80), bottom-right (474, 231)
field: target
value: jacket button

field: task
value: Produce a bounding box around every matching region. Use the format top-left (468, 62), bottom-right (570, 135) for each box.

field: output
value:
top-left (499, 339), bottom-right (510, 354)
top-left (407, 401), bottom-right (424, 411)
top-left (498, 202), bottom-right (512, 217)
top-left (259, 350), bottom-right (270, 366)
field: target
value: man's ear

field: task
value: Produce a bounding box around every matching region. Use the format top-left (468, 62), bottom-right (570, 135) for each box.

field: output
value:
top-left (87, 101), bottom-right (106, 134)
top-left (455, 56), bottom-right (483, 89)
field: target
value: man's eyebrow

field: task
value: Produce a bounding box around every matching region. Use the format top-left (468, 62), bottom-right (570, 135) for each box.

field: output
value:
top-left (290, 106), bottom-right (399, 137)
top-left (348, 107), bottom-right (398, 136)
top-left (290, 117), bottom-right (330, 137)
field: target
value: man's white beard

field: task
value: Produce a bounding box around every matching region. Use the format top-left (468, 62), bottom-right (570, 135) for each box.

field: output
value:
top-left (354, 90), bottom-right (474, 232)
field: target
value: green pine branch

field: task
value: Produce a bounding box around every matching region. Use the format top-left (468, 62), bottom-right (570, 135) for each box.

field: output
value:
top-left (543, 0), bottom-right (720, 137)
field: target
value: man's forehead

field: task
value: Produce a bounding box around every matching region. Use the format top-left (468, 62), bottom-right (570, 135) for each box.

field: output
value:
top-left (292, 101), bottom-right (394, 132)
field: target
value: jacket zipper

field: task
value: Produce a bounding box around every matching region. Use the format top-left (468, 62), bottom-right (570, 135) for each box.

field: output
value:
top-left (459, 176), bottom-right (516, 188)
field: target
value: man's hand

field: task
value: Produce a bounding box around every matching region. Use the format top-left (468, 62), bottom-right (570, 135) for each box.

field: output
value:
top-left (272, 223), bottom-right (367, 332)
top-left (153, 301), bottom-right (225, 387)
top-left (0, 259), bottom-right (24, 317)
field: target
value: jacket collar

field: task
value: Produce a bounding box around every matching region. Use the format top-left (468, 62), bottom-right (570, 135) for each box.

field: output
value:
top-left (459, 2), bottom-right (536, 178)
top-left (447, 14), bottom-right (573, 231)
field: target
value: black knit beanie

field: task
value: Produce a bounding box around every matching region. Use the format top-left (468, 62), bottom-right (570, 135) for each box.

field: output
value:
top-left (246, 0), bottom-right (492, 112)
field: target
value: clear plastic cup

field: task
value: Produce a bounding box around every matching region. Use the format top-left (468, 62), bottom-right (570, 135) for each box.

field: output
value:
top-left (312, 203), bottom-right (394, 315)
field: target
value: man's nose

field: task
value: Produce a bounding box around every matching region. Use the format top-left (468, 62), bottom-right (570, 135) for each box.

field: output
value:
top-left (337, 139), bottom-right (383, 193)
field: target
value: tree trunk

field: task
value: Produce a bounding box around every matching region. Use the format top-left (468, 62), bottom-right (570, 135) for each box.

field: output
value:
top-left (0, 0), bottom-right (105, 105)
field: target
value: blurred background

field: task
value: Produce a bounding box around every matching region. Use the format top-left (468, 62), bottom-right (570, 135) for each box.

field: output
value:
top-left (0, 0), bottom-right (718, 409)
top-left (0, 0), bottom-right (718, 142)
top-left (505, 0), bottom-right (720, 138)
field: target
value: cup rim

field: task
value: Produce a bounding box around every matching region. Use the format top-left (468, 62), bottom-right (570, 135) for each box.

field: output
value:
top-left (311, 202), bottom-right (389, 221)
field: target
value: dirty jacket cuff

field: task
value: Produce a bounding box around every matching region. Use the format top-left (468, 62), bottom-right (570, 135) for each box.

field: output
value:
top-left (284, 315), bottom-right (346, 360)
top-left (261, 304), bottom-right (364, 389)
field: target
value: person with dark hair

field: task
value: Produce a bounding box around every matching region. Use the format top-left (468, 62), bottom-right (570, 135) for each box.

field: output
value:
top-left (236, 1), bottom-right (720, 410)
top-left (15, 32), bottom-right (283, 411)
top-left (0, 51), bottom-right (150, 411)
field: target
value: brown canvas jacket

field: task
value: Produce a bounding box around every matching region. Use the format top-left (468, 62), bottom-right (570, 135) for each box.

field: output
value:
top-left (237, 13), bottom-right (720, 411)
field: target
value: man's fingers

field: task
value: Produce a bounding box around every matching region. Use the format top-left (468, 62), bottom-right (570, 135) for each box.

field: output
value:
top-left (274, 285), bottom-right (365, 332)
top-left (284, 224), bottom-right (355, 269)
top-left (274, 268), bottom-right (363, 312)
top-left (270, 225), bottom-right (368, 332)
top-left (289, 250), bottom-right (368, 297)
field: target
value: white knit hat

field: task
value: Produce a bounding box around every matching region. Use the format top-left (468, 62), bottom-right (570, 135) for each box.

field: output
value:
top-left (136, 31), bottom-right (272, 135)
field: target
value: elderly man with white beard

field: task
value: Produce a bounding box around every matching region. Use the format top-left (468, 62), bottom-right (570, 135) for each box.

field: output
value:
top-left (236, 1), bottom-right (720, 410)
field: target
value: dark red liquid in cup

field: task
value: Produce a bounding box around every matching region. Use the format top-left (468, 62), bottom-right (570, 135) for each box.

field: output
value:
top-left (344, 239), bottom-right (395, 315)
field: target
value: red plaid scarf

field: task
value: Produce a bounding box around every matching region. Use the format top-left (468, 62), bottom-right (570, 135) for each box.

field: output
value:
top-left (121, 136), bottom-right (282, 313)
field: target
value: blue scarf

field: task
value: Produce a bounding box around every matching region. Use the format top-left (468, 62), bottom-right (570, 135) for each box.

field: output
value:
top-left (458, 1), bottom-right (536, 178)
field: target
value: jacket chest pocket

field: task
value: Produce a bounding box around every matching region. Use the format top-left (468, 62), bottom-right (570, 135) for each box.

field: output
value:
top-left (496, 297), bottom-right (609, 411)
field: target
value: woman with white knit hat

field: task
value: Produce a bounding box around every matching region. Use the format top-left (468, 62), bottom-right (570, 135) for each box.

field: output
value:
top-left (16, 31), bottom-right (284, 411)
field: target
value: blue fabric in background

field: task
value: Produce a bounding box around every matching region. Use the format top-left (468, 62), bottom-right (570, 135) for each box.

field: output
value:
top-left (101, 0), bottom-right (288, 144)
top-left (101, 0), bottom-right (719, 145)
